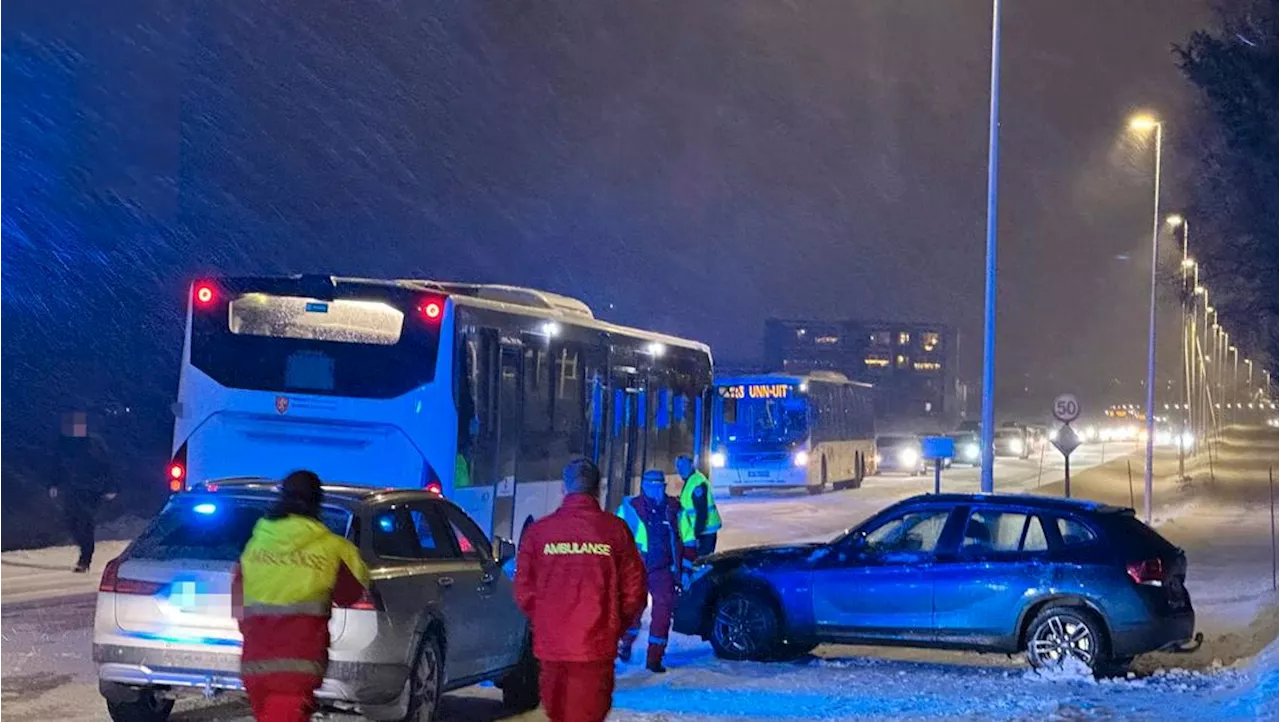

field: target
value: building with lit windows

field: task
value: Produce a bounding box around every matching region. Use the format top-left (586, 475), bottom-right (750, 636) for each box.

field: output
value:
top-left (764, 319), bottom-right (962, 420)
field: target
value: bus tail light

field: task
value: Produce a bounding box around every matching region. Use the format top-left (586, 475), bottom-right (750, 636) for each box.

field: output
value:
top-left (417, 296), bottom-right (444, 323)
top-left (193, 281), bottom-right (217, 308)
top-left (169, 443), bottom-right (188, 492)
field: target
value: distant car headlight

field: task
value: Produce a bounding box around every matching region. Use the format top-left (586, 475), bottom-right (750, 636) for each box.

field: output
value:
top-left (793, 451), bottom-right (810, 467)
top-left (1009, 439), bottom-right (1024, 455)
top-left (873, 453), bottom-right (883, 465)
top-left (1155, 430), bottom-right (1172, 446)
top-left (1084, 425), bottom-right (1098, 441)
top-left (1048, 428), bottom-right (1059, 441)
top-left (710, 451), bottom-right (727, 469)
top-left (1180, 431), bottom-right (1194, 448)
top-left (897, 448), bottom-right (919, 467)
top-left (963, 443), bottom-right (979, 461)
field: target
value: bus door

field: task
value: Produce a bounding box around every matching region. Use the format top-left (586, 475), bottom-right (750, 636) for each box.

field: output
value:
top-left (491, 341), bottom-right (522, 542)
top-left (605, 370), bottom-right (642, 515)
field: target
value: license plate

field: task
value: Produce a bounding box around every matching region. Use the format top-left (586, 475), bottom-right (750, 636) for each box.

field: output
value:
top-left (747, 471), bottom-right (771, 479)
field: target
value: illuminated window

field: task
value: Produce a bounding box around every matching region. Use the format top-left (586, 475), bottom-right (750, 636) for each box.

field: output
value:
top-left (922, 332), bottom-right (940, 351)
top-left (864, 356), bottom-right (890, 368)
top-left (816, 335), bottom-right (840, 345)
top-left (913, 361), bottom-right (942, 372)
top-left (898, 332), bottom-right (911, 345)
top-left (896, 354), bottom-right (909, 368)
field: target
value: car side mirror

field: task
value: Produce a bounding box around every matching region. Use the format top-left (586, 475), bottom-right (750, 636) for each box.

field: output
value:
top-left (493, 536), bottom-right (516, 566)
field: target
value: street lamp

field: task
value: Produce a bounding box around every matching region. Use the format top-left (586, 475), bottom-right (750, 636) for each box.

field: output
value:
top-left (1128, 112), bottom-right (1163, 524)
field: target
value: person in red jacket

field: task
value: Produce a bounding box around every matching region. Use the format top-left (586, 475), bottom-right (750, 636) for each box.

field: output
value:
top-left (515, 459), bottom-right (647, 722)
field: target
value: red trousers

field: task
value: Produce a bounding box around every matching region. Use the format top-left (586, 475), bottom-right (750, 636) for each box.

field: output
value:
top-left (539, 659), bottom-right (616, 722)
top-left (244, 675), bottom-right (317, 722)
top-left (623, 566), bottom-right (676, 648)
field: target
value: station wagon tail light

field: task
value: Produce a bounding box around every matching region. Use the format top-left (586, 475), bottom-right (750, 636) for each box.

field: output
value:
top-left (425, 480), bottom-right (443, 496)
top-left (99, 557), bottom-right (165, 596)
top-left (421, 460), bottom-right (443, 497)
top-left (1126, 558), bottom-right (1165, 587)
top-left (336, 587), bottom-right (379, 611)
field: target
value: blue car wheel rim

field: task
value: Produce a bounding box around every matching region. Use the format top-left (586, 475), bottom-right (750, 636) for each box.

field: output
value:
top-left (714, 596), bottom-right (770, 655)
top-left (1029, 614), bottom-right (1095, 667)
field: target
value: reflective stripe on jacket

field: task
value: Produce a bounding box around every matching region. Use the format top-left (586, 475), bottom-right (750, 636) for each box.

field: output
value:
top-left (679, 470), bottom-right (722, 535)
top-left (616, 495), bottom-right (695, 574)
top-left (235, 514), bottom-right (370, 688)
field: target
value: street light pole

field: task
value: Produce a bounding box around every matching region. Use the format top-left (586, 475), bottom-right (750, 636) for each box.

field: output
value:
top-left (1133, 119), bottom-right (1164, 525)
top-left (978, 0), bottom-right (1002, 494)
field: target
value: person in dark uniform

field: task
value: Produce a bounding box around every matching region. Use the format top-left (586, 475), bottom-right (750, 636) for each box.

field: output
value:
top-left (47, 411), bottom-right (117, 572)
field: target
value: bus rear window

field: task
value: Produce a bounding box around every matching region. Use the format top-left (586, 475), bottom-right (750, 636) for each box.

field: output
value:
top-left (129, 497), bottom-right (351, 562)
top-left (190, 288), bottom-right (441, 398)
top-left (229, 295), bottom-right (404, 345)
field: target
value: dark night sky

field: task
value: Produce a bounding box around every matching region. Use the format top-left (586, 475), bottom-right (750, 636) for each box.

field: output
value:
top-left (2, 1), bottom-right (1215, 491)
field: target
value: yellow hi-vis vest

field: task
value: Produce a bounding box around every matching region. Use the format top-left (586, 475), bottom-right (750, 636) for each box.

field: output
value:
top-left (616, 496), bottom-right (696, 571)
top-left (679, 470), bottom-right (722, 535)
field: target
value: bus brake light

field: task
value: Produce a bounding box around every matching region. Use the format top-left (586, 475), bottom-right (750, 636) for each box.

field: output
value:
top-left (419, 300), bottom-right (442, 321)
top-left (194, 283), bottom-right (216, 306)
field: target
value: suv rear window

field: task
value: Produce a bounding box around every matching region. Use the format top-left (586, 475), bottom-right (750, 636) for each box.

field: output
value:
top-left (129, 496), bottom-right (351, 562)
top-left (1100, 513), bottom-right (1178, 557)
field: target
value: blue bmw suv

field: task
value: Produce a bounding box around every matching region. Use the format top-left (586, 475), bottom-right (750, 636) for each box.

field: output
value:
top-left (674, 494), bottom-right (1196, 673)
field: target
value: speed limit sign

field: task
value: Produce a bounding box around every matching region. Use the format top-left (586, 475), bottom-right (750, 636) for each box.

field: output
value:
top-left (1052, 394), bottom-right (1081, 423)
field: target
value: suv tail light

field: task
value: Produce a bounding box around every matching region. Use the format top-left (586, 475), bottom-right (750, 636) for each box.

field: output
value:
top-left (1126, 558), bottom-right (1165, 587)
top-left (336, 587), bottom-right (379, 611)
top-left (99, 557), bottom-right (165, 596)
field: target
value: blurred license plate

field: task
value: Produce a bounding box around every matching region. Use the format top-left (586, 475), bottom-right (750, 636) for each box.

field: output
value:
top-left (747, 471), bottom-right (771, 478)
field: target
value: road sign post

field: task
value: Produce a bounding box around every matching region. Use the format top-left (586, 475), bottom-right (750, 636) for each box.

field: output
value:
top-left (1051, 395), bottom-right (1082, 499)
top-left (921, 437), bottom-right (955, 495)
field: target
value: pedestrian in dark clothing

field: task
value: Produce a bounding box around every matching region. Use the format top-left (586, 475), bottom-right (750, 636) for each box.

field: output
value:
top-left (48, 412), bottom-right (117, 572)
top-left (516, 459), bottom-right (647, 722)
top-left (616, 469), bottom-right (696, 673)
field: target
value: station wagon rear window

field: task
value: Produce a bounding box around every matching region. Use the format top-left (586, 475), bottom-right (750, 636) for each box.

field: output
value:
top-left (129, 497), bottom-right (351, 562)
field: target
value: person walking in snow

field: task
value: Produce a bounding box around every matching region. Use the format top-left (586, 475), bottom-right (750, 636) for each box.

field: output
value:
top-left (616, 469), bottom-right (697, 673)
top-left (48, 411), bottom-right (117, 573)
top-left (516, 458), bottom-right (647, 722)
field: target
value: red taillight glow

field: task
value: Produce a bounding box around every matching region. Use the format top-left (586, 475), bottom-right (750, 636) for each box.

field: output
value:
top-left (194, 283), bottom-right (216, 306)
top-left (425, 480), bottom-right (443, 496)
top-left (169, 443), bottom-right (188, 493)
top-left (99, 557), bottom-right (164, 595)
top-left (419, 300), bottom-right (442, 321)
top-left (336, 587), bottom-right (379, 611)
top-left (1126, 558), bottom-right (1165, 586)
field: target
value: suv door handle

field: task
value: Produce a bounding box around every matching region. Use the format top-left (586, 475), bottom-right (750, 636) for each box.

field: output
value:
top-left (437, 577), bottom-right (454, 589)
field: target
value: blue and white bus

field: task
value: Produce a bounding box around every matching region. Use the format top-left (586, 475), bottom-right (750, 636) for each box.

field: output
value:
top-left (170, 275), bottom-right (713, 545)
top-left (710, 372), bottom-right (877, 496)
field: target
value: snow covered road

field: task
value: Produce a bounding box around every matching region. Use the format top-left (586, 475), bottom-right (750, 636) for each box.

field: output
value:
top-left (3, 434), bottom-right (1275, 721)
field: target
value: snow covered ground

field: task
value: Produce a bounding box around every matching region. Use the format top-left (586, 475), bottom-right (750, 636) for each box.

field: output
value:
top-left (2, 432), bottom-right (1276, 721)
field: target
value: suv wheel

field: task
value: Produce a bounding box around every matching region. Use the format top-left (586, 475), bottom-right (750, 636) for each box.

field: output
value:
top-left (402, 635), bottom-right (443, 722)
top-left (1025, 606), bottom-right (1106, 672)
top-left (500, 635), bottom-right (540, 711)
top-left (709, 591), bottom-right (780, 661)
top-left (106, 690), bottom-right (174, 722)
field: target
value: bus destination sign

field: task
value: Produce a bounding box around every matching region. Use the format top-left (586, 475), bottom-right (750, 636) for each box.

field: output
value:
top-left (720, 383), bottom-right (792, 400)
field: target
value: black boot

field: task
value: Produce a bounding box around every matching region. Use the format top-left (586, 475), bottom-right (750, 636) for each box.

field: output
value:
top-left (645, 643), bottom-right (667, 673)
